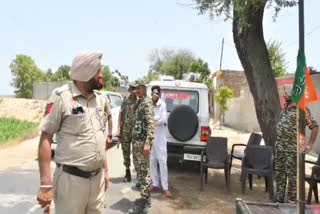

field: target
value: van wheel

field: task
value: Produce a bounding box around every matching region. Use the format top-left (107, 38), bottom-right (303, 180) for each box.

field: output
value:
top-left (167, 105), bottom-right (199, 142)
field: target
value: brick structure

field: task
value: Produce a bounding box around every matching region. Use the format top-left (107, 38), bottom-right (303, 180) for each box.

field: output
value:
top-left (214, 70), bottom-right (246, 97)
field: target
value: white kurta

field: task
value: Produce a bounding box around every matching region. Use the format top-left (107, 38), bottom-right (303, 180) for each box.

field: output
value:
top-left (150, 99), bottom-right (169, 190)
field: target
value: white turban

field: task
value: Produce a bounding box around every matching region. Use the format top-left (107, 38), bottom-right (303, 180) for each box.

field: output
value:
top-left (70, 51), bottom-right (103, 82)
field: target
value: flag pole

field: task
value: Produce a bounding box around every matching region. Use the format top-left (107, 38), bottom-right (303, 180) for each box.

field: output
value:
top-left (297, 0), bottom-right (305, 213)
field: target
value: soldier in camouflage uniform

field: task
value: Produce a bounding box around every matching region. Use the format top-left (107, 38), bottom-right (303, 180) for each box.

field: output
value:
top-left (274, 84), bottom-right (319, 203)
top-left (129, 81), bottom-right (154, 214)
top-left (119, 85), bottom-right (137, 182)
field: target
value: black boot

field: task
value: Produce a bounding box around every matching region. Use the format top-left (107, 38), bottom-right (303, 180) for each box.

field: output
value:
top-left (129, 198), bottom-right (151, 214)
top-left (123, 169), bottom-right (131, 182)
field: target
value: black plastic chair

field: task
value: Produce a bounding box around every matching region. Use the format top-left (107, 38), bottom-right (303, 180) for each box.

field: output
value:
top-left (306, 154), bottom-right (320, 204)
top-left (200, 137), bottom-right (230, 192)
top-left (240, 145), bottom-right (274, 200)
top-left (229, 133), bottom-right (263, 174)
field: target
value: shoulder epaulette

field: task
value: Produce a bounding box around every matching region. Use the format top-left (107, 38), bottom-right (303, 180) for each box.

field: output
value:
top-left (54, 84), bottom-right (70, 96)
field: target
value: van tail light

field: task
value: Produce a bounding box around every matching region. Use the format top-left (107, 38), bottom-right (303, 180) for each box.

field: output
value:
top-left (201, 126), bottom-right (210, 142)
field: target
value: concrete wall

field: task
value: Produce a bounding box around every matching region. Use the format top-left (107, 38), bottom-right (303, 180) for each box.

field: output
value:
top-left (224, 74), bottom-right (320, 152)
top-left (224, 86), bottom-right (260, 132)
top-left (33, 81), bottom-right (68, 100)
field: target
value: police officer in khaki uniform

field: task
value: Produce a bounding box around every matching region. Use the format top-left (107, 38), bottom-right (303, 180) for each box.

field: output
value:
top-left (37, 51), bottom-right (113, 214)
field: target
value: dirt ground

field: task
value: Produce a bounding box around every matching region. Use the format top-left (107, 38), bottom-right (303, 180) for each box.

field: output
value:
top-left (0, 98), bottom-right (46, 123)
top-left (161, 124), bottom-right (270, 214)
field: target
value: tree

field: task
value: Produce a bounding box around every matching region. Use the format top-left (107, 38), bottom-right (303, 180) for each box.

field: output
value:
top-left (136, 70), bottom-right (160, 84)
top-left (10, 54), bottom-right (44, 98)
top-left (194, 0), bottom-right (297, 147)
top-left (101, 66), bottom-right (113, 90)
top-left (267, 40), bottom-right (288, 77)
top-left (52, 65), bottom-right (71, 81)
top-left (111, 76), bottom-right (120, 88)
top-left (189, 58), bottom-right (214, 93)
top-left (149, 48), bottom-right (196, 79)
top-left (215, 86), bottom-right (234, 128)
top-left (45, 68), bottom-right (54, 81)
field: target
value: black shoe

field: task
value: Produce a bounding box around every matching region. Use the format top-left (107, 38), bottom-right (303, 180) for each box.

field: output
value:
top-left (123, 169), bottom-right (131, 182)
top-left (135, 182), bottom-right (141, 188)
top-left (272, 198), bottom-right (284, 203)
top-left (129, 198), bottom-right (151, 214)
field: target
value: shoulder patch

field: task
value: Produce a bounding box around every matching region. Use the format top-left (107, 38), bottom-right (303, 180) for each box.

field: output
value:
top-left (44, 103), bottom-right (54, 116)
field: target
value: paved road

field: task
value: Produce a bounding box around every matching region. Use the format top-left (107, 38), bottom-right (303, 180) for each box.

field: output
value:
top-left (0, 141), bottom-right (178, 214)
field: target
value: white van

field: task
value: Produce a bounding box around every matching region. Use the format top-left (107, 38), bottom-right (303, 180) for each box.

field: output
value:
top-left (100, 91), bottom-right (123, 138)
top-left (148, 80), bottom-right (210, 162)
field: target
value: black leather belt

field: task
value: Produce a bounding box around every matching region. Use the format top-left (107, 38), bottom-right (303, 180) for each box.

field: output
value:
top-left (56, 164), bottom-right (101, 179)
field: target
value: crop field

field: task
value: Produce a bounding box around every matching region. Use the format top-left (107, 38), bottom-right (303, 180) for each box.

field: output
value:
top-left (0, 117), bottom-right (38, 145)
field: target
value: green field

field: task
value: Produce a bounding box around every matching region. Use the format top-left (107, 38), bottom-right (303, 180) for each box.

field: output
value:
top-left (0, 117), bottom-right (38, 145)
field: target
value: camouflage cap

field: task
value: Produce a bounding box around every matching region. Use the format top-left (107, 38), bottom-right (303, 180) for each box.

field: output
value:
top-left (128, 84), bottom-right (136, 92)
top-left (131, 80), bottom-right (147, 87)
top-left (278, 84), bottom-right (293, 96)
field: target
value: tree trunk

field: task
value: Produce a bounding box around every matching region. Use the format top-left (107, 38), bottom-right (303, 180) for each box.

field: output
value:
top-left (232, 1), bottom-right (281, 147)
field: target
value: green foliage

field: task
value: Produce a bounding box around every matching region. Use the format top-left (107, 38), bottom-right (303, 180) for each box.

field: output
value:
top-left (52, 65), bottom-right (71, 81)
top-left (0, 117), bottom-right (38, 145)
top-left (136, 70), bottom-right (160, 84)
top-left (215, 86), bottom-right (234, 117)
top-left (190, 58), bottom-right (210, 79)
top-left (111, 76), bottom-right (120, 88)
top-left (147, 48), bottom-right (213, 90)
top-left (149, 48), bottom-right (196, 79)
top-left (44, 65), bottom-right (71, 81)
top-left (194, 0), bottom-right (297, 22)
top-left (189, 58), bottom-right (214, 92)
top-left (102, 66), bottom-right (113, 90)
top-left (114, 69), bottom-right (129, 86)
top-left (10, 55), bottom-right (45, 98)
top-left (44, 68), bottom-right (54, 81)
top-left (0, 98), bottom-right (3, 104)
top-left (267, 40), bottom-right (288, 77)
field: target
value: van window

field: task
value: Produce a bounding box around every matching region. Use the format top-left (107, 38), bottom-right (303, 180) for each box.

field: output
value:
top-left (109, 95), bottom-right (122, 108)
top-left (161, 90), bottom-right (199, 113)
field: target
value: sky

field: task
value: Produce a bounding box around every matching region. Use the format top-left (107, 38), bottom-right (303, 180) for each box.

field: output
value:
top-left (0, 0), bottom-right (319, 95)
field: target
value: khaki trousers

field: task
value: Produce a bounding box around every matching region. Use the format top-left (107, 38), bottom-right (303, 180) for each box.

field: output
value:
top-left (53, 166), bottom-right (105, 214)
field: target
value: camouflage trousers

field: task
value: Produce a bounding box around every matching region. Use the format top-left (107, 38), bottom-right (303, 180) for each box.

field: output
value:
top-left (132, 140), bottom-right (151, 199)
top-left (121, 134), bottom-right (132, 168)
top-left (275, 140), bottom-right (297, 202)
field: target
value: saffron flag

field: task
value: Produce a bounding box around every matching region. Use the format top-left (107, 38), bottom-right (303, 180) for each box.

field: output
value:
top-left (291, 51), bottom-right (318, 151)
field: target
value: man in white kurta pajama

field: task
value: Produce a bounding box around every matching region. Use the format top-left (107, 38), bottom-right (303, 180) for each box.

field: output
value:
top-left (150, 86), bottom-right (172, 198)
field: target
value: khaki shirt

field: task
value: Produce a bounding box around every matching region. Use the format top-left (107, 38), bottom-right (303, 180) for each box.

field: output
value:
top-left (39, 82), bottom-right (111, 171)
